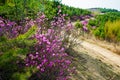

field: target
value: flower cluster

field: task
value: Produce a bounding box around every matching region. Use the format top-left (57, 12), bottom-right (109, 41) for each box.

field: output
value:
top-left (0, 16), bottom-right (34, 38)
top-left (51, 6), bottom-right (69, 29)
top-left (0, 5), bottom-right (75, 80)
top-left (23, 18), bottom-right (35, 33)
top-left (81, 20), bottom-right (88, 26)
top-left (25, 29), bottom-right (72, 80)
top-left (81, 20), bottom-right (88, 31)
top-left (50, 7), bottom-right (74, 43)
top-left (25, 6), bottom-right (75, 80)
top-left (65, 21), bottom-right (74, 31)
top-left (35, 13), bottom-right (46, 27)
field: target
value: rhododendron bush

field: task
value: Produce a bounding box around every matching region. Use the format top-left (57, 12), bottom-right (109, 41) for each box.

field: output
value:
top-left (0, 16), bottom-right (34, 38)
top-left (26, 29), bottom-right (72, 80)
top-left (25, 8), bottom-right (75, 80)
top-left (0, 6), bottom-right (75, 80)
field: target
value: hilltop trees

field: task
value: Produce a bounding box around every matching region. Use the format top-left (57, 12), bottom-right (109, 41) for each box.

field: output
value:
top-left (0, 0), bottom-right (91, 20)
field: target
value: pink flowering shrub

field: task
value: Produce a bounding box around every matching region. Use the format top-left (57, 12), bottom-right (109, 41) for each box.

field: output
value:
top-left (0, 5), bottom-right (75, 80)
top-left (26, 29), bottom-right (72, 80)
top-left (83, 26), bottom-right (88, 31)
top-left (0, 17), bottom-right (34, 38)
top-left (25, 6), bottom-right (75, 80)
top-left (81, 20), bottom-right (88, 26)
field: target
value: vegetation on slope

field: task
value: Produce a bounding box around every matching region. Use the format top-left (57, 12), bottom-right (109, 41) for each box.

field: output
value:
top-left (0, 0), bottom-right (91, 20)
top-left (88, 8), bottom-right (119, 13)
top-left (87, 12), bottom-right (120, 43)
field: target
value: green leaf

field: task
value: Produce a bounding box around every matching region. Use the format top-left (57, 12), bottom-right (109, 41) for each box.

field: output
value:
top-left (7, 2), bottom-right (15, 7)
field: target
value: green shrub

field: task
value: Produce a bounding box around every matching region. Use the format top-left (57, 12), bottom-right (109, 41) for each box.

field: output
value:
top-left (93, 12), bottom-right (120, 40)
top-left (0, 26), bottom-right (37, 80)
top-left (0, 0), bottom-right (91, 21)
top-left (94, 28), bottom-right (101, 37)
top-left (75, 20), bottom-right (83, 29)
top-left (94, 26), bottom-right (105, 38)
top-left (88, 19), bottom-right (96, 26)
top-left (0, 0), bottom-right (42, 20)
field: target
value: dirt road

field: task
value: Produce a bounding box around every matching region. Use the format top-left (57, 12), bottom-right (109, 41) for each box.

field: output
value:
top-left (78, 40), bottom-right (120, 72)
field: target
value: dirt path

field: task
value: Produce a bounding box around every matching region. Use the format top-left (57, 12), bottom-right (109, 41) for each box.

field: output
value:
top-left (68, 34), bottom-right (120, 79)
top-left (77, 40), bottom-right (120, 72)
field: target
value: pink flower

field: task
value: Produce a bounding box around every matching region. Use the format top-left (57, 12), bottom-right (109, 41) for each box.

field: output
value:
top-left (83, 26), bottom-right (88, 31)
top-left (58, 5), bottom-right (61, 9)
top-left (40, 14), bottom-right (45, 19)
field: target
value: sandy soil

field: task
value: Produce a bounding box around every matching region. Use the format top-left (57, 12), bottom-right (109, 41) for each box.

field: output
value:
top-left (76, 39), bottom-right (120, 73)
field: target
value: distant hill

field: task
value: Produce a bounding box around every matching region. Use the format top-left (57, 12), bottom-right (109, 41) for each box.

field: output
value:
top-left (88, 8), bottom-right (119, 13)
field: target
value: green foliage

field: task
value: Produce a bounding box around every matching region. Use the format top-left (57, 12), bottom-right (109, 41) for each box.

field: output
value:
top-left (93, 12), bottom-right (120, 40)
top-left (61, 5), bottom-right (91, 17)
top-left (88, 19), bottom-right (96, 26)
top-left (43, 0), bottom-right (91, 20)
top-left (89, 8), bottom-right (119, 14)
top-left (94, 29), bottom-right (100, 37)
top-left (0, 0), bottom-right (91, 20)
top-left (95, 12), bottom-right (120, 25)
top-left (75, 20), bottom-right (83, 29)
top-left (0, 0), bottom-right (42, 20)
top-left (17, 25), bottom-right (37, 40)
top-left (94, 27), bottom-right (105, 39)
top-left (0, 26), bottom-right (37, 80)
top-left (98, 8), bottom-right (119, 13)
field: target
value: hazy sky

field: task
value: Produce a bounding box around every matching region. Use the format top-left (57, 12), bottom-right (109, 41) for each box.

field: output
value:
top-left (61, 0), bottom-right (120, 11)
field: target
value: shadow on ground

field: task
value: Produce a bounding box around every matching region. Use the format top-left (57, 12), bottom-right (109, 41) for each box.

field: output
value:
top-left (66, 48), bottom-right (120, 80)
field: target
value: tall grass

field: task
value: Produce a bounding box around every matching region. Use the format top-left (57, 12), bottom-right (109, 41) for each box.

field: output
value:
top-left (104, 20), bottom-right (120, 43)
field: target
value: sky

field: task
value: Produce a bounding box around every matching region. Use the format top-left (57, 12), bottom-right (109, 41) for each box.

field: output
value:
top-left (61, 0), bottom-right (120, 11)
